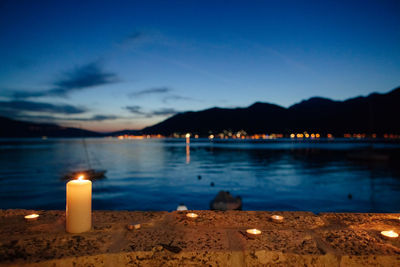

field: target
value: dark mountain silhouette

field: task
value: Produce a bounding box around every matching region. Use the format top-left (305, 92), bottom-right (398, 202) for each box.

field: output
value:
top-left (143, 86), bottom-right (400, 135)
top-left (1, 87), bottom-right (399, 137)
top-left (0, 116), bottom-right (102, 138)
top-left (107, 129), bottom-right (141, 136)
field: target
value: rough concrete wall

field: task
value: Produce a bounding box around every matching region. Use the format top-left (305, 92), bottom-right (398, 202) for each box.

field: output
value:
top-left (0, 210), bottom-right (399, 266)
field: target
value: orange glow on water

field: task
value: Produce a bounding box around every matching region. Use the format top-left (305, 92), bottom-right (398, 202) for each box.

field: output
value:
top-left (186, 144), bottom-right (190, 164)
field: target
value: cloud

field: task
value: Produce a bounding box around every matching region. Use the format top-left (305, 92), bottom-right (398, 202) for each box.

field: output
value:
top-left (0, 100), bottom-right (87, 115)
top-left (125, 105), bottom-right (146, 115)
top-left (124, 105), bottom-right (179, 117)
top-left (73, 115), bottom-right (120, 121)
top-left (129, 86), bottom-right (198, 104)
top-left (151, 108), bottom-right (179, 116)
top-left (118, 31), bottom-right (146, 47)
top-left (129, 87), bottom-right (172, 98)
top-left (53, 114), bottom-right (120, 122)
top-left (162, 94), bottom-right (197, 103)
top-left (126, 31), bottom-right (143, 42)
top-left (5, 114), bottom-right (121, 124)
top-left (11, 62), bottom-right (118, 98)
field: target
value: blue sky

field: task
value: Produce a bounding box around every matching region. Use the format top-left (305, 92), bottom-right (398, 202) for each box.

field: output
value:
top-left (0, 0), bottom-right (399, 132)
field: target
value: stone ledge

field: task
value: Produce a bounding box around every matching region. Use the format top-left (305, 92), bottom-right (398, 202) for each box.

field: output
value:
top-left (0, 210), bottom-right (399, 266)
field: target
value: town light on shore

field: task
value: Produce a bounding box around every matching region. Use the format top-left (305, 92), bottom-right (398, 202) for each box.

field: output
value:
top-left (271, 215), bottom-right (284, 222)
top-left (66, 174), bottom-right (92, 233)
top-left (24, 214), bottom-right (39, 221)
top-left (246, 228), bottom-right (262, 235)
top-left (186, 133), bottom-right (190, 144)
top-left (186, 212), bottom-right (198, 218)
top-left (381, 230), bottom-right (399, 239)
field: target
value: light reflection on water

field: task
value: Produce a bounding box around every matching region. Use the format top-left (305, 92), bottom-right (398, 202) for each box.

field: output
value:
top-left (0, 138), bottom-right (399, 212)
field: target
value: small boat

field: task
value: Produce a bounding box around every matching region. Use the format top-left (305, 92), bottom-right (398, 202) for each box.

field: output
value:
top-left (62, 169), bottom-right (106, 181)
top-left (61, 132), bottom-right (107, 181)
top-left (210, 191), bottom-right (242, 211)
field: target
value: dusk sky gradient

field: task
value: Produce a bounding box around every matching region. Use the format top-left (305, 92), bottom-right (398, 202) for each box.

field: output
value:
top-left (0, 0), bottom-right (399, 132)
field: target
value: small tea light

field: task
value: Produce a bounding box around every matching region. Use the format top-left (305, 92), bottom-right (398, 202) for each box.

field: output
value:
top-left (271, 215), bottom-right (284, 222)
top-left (24, 214), bottom-right (39, 221)
top-left (246, 228), bottom-right (262, 235)
top-left (127, 224), bottom-right (141, 230)
top-left (186, 213), bottom-right (198, 218)
top-left (381, 230), bottom-right (399, 239)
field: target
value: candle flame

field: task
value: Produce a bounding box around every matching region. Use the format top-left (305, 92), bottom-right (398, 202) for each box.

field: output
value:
top-left (77, 175), bottom-right (84, 181)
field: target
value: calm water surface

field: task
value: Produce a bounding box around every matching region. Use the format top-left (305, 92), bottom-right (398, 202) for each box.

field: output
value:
top-left (0, 138), bottom-right (400, 213)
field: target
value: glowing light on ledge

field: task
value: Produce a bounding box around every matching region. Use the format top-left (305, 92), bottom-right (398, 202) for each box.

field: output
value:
top-left (246, 228), bottom-right (262, 235)
top-left (381, 230), bottom-right (398, 238)
top-left (186, 213), bottom-right (198, 218)
top-left (271, 215), bottom-right (284, 222)
top-left (24, 214), bottom-right (39, 221)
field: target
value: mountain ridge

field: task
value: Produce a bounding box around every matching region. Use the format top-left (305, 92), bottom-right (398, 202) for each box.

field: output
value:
top-left (0, 86), bottom-right (399, 137)
top-left (142, 86), bottom-right (400, 135)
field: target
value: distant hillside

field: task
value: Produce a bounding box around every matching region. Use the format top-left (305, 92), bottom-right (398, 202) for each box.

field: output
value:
top-left (142, 87), bottom-right (400, 135)
top-left (107, 129), bottom-right (142, 136)
top-left (2, 87), bottom-right (399, 137)
top-left (0, 116), bottom-right (102, 138)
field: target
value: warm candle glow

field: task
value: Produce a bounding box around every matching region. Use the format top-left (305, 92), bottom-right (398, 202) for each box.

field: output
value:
top-left (77, 175), bottom-right (84, 181)
top-left (246, 228), bottom-right (262, 235)
top-left (24, 214), bottom-right (39, 220)
top-left (127, 223), bottom-right (141, 230)
top-left (381, 230), bottom-right (399, 238)
top-left (271, 215), bottom-right (284, 222)
top-left (186, 212), bottom-right (198, 218)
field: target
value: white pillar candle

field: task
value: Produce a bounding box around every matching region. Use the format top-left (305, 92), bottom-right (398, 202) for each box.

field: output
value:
top-left (66, 175), bottom-right (92, 233)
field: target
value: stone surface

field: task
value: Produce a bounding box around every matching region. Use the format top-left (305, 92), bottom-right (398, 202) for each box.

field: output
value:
top-left (0, 210), bottom-right (399, 266)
